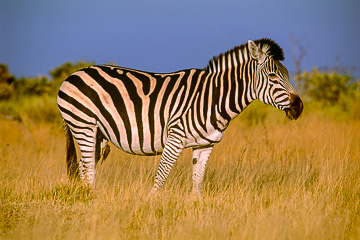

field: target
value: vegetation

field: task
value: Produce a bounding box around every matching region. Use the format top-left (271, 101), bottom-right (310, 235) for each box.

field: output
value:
top-left (0, 61), bottom-right (93, 123)
top-left (0, 65), bottom-right (15, 101)
top-left (296, 68), bottom-right (359, 105)
top-left (0, 61), bottom-right (359, 239)
top-left (0, 61), bottom-right (93, 100)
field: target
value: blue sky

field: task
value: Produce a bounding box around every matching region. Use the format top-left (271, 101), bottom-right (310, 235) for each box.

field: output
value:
top-left (1, 0), bottom-right (359, 79)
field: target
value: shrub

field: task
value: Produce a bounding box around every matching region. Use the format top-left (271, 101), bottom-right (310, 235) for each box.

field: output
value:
top-left (50, 60), bottom-right (94, 91)
top-left (295, 68), bottom-right (358, 105)
top-left (15, 76), bottom-right (52, 96)
top-left (0, 64), bottom-right (15, 100)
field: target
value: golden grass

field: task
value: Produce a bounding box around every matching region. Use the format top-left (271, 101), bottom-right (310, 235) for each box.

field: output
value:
top-left (1, 104), bottom-right (360, 239)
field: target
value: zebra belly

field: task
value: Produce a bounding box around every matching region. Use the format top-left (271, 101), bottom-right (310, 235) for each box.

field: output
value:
top-left (100, 121), bottom-right (167, 156)
top-left (110, 137), bottom-right (165, 156)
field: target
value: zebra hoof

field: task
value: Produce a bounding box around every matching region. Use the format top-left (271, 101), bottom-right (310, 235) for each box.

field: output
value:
top-left (147, 188), bottom-right (160, 198)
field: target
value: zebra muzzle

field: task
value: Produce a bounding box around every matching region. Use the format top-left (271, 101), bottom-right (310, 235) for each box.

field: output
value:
top-left (285, 94), bottom-right (303, 120)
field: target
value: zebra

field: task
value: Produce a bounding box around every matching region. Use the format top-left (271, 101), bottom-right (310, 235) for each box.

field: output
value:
top-left (57, 38), bottom-right (303, 194)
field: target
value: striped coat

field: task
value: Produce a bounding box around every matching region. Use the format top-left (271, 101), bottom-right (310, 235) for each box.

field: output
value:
top-left (57, 38), bottom-right (303, 194)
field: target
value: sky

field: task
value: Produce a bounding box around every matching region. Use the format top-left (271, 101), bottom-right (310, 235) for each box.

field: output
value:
top-left (1, 0), bottom-right (360, 79)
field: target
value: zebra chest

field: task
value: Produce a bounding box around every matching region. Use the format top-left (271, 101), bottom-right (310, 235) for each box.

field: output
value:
top-left (183, 127), bottom-right (224, 148)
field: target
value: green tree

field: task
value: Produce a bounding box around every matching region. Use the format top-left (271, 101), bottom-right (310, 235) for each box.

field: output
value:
top-left (15, 76), bottom-right (51, 96)
top-left (0, 64), bottom-right (15, 100)
top-left (296, 68), bottom-right (358, 105)
top-left (50, 60), bottom-right (94, 91)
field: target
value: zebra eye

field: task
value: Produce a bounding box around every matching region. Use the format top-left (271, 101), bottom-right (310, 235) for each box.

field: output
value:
top-left (268, 73), bottom-right (277, 78)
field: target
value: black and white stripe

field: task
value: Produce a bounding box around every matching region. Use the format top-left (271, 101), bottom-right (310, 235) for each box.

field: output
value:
top-left (57, 38), bottom-right (303, 193)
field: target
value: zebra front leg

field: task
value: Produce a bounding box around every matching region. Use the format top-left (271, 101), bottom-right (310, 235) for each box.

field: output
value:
top-left (192, 146), bottom-right (213, 195)
top-left (150, 134), bottom-right (185, 195)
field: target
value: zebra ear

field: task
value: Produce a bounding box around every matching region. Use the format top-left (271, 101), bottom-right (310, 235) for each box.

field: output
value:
top-left (248, 40), bottom-right (266, 64)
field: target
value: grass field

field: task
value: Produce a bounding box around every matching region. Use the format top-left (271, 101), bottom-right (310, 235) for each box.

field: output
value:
top-left (1, 101), bottom-right (360, 239)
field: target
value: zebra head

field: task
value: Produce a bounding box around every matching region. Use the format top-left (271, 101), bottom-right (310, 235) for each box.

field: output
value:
top-left (248, 39), bottom-right (303, 120)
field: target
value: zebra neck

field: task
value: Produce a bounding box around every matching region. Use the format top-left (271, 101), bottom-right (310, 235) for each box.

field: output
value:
top-left (206, 44), bottom-right (250, 73)
top-left (208, 63), bottom-right (256, 126)
top-left (206, 45), bottom-right (257, 116)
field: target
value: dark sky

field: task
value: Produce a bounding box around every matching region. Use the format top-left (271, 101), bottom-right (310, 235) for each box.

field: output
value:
top-left (1, 0), bottom-right (359, 79)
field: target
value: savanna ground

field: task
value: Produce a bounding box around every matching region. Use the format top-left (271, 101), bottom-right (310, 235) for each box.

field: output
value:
top-left (1, 97), bottom-right (360, 240)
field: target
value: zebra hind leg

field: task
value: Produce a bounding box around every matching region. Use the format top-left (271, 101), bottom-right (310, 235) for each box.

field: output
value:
top-left (63, 120), bottom-right (79, 181)
top-left (71, 126), bottom-right (99, 188)
top-left (192, 146), bottom-right (213, 195)
top-left (100, 143), bottom-right (110, 164)
top-left (95, 129), bottom-right (110, 165)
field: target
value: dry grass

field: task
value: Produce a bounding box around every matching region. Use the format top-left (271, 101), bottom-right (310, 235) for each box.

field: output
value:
top-left (1, 103), bottom-right (360, 239)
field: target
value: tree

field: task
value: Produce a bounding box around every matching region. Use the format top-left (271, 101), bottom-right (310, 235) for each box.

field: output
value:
top-left (15, 76), bottom-right (51, 96)
top-left (296, 68), bottom-right (357, 105)
top-left (50, 60), bottom-right (94, 91)
top-left (0, 64), bottom-right (15, 100)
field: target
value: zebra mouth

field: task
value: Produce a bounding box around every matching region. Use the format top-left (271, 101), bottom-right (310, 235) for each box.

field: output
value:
top-left (284, 94), bottom-right (303, 120)
top-left (285, 108), bottom-right (298, 120)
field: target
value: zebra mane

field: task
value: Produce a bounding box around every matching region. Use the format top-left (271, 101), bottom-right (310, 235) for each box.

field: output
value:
top-left (206, 38), bottom-right (284, 72)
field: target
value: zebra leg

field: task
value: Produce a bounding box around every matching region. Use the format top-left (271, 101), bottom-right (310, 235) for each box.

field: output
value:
top-left (150, 134), bottom-right (185, 195)
top-left (76, 126), bottom-right (98, 188)
top-left (95, 130), bottom-right (110, 165)
top-left (100, 142), bottom-right (110, 164)
top-left (192, 146), bottom-right (213, 195)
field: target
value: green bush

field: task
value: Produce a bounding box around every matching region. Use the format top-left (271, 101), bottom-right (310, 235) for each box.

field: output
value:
top-left (0, 64), bottom-right (15, 100)
top-left (0, 95), bottom-right (62, 126)
top-left (0, 61), bottom-right (94, 126)
top-left (296, 68), bottom-right (358, 105)
top-left (15, 76), bottom-right (52, 96)
top-left (50, 60), bottom-right (94, 91)
top-left (0, 82), bottom-right (15, 101)
top-left (0, 61), bottom-right (94, 101)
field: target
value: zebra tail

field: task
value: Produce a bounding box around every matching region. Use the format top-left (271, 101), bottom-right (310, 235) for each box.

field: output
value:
top-left (63, 121), bottom-right (79, 180)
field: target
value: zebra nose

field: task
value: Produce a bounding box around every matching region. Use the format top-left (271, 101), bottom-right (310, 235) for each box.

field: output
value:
top-left (285, 94), bottom-right (303, 120)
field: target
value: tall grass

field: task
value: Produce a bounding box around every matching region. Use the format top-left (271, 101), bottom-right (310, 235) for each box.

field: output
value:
top-left (1, 102), bottom-right (359, 239)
